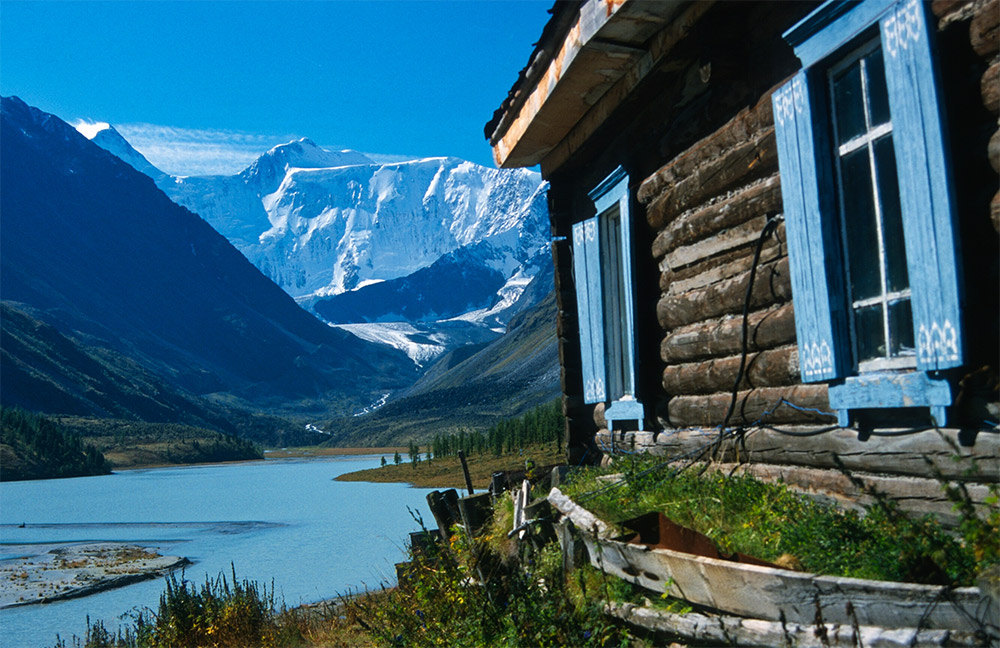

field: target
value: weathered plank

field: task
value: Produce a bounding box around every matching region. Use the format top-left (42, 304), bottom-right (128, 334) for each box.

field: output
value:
top-left (657, 257), bottom-right (792, 330)
top-left (547, 487), bottom-right (614, 539)
top-left (970, 0), bottom-right (999, 57)
top-left (580, 530), bottom-right (984, 630)
top-left (652, 174), bottom-right (782, 260)
top-left (645, 129), bottom-right (779, 231)
top-left (606, 602), bottom-right (985, 647)
top-left (665, 384), bottom-right (833, 427)
top-left (661, 345), bottom-right (799, 396)
top-left (594, 427), bottom-right (1000, 483)
top-left (661, 302), bottom-right (796, 363)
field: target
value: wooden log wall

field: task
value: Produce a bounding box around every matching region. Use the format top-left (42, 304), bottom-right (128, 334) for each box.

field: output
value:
top-left (942, 0), bottom-right (1000, 231)
top-left (596, 427), bottom-right (999, 523)
top-left (636, 87), bottom-right (820, 430)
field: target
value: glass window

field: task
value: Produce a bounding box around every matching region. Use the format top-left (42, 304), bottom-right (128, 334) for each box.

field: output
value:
top-left (829, 42), bottom-right (914, 371)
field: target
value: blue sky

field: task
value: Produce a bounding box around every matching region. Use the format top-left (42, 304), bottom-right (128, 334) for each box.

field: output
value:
top-left (1, 1), bottom-right (550, 175)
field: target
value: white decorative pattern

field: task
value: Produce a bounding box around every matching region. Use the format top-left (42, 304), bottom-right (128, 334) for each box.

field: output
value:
top-left (883, 0), bottom-right (921, 59)
top-left (585, 378), bottom-right (605, 404)
top-left (573, 224), bottom-right (585, 247)
top-left (802, 339), bottom-right (834, 379)
top-left (773, 76), bottom-right (805, 127)
top-left (584, 218), bottom-right (597, 242)
top-left (917, 319), bottom-right (959, 364)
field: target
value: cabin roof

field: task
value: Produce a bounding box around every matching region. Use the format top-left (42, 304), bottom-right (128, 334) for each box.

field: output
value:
top-left (485, 0), bottom-right (687, 171)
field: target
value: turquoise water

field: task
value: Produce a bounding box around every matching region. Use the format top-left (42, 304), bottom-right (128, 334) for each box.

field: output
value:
top-left (0, 455), bottom-right (433, 647)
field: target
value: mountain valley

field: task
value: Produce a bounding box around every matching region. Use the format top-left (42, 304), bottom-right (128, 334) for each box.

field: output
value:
top-left (1, 95), bottom-right (560, 451)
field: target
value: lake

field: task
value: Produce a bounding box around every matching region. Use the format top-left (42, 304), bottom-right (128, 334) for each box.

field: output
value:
top-left (0, 455), bottom-right (435, 648)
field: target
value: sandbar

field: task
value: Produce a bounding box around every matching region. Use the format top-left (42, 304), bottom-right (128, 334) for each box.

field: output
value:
top-left (0, 542), bottom-right (189, 608)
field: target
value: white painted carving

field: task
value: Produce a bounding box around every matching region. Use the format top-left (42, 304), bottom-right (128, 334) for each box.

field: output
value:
top-left (884, 0), bottom-right (921, 59)
top-left (585, 378), bottom-right (605, 403)
top-left (584, 218), bottom-right (597, 242)
top-left (802, 338), bottom-right (834, 378)
top-left (917, 319), bottom-right (959, 364)
top-left (573, 224), bottom-right (585, 247)
top-left (773, 77), bottom-right (805, 127)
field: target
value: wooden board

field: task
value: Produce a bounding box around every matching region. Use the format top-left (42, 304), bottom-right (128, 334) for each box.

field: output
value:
top-left (605, 601), bottom-right (986, 647)
top-left (548, 489), bottom-right (987, 632)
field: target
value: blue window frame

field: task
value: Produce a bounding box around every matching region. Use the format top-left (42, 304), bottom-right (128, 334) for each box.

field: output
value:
top-left (773, 0), bottom-right (963, 427)
top-left (572, 167), bottom-right (644, 430)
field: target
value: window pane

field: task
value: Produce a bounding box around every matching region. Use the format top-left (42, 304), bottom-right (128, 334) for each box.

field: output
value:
top-left (888, 299), bottom-right (915, 356)
top-left (840, 148), bottom-right (880, 301)
top-left (873, 136), bottom-right (909, 293)
top-left (854, 304), bottom-right (885, 362)
top-left (600, 208), bottom-right (628, 400)
top-left (833, 62), bottom-right (865, 145)
top-left (865, 48), bottom-right (891, 127)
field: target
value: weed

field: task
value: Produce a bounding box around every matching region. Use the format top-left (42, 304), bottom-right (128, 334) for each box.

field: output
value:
top-left (49, 567), bottom-right (306, 648)
top-left (343, 514), bottom-right (634, 647)
top-left (561, 455), bottom-right (997, 586)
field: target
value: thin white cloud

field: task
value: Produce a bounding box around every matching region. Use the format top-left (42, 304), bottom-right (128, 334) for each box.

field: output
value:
top-left (105, 123), bottom-right (428, 177)
top-left (115, 123), bottom-right (302, 176)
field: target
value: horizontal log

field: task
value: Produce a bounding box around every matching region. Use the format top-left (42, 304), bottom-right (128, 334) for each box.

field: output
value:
top-left (595, 427), bottom-right (1000, 482)
top-left (652, 174), bottom-right (782, 260)
top-left (638, 89), bottom-right (776, 205)
top-left (661, 234), bottom-right (785, 294)
top-left (662, 345), bottom-right (799, 396)
top-left (657, 257), bottom-right (791, 330)
top-left (645, 128), bottom-right (779, 231)
top-left (705, 462), bottom-right (996, 526)
top-left (971, 0), bottom-right (999, 57)
top-left (606, 602), bottom-right (984, 647)
top-left (561, 394), bottom-right (584, 417)
top-left (984, 61), bottom-right (1000, 114)
top-left (664, 213), bottom-right (771, 271)
top-left (992, 189), bottom-right (1000, 234)
top-left (661, 302), bottom-right (796, 363)
top-left (665, 384), bottom-right (832, 427)
top-left (932, 0), bottom-right (969, 20)
top-left (989, 127), bottom-right (1000, 175)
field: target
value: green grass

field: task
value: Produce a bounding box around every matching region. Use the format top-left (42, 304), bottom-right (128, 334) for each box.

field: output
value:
top-left (52, 568), bottom-right (312, 648)
top-left (560, 455), bottom-right (998, 586)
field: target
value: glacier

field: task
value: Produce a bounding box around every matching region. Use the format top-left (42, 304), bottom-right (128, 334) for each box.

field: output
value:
top-left (77, 123), bottom-right (550, 368)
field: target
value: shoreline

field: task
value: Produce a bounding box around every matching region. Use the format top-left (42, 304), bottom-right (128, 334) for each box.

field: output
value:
top-left (0, 542), bottom-right (189, 609)
top-left (108, 446), bottom-right (407, 472)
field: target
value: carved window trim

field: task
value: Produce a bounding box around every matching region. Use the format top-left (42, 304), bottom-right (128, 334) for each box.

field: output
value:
top-left (774, 0), bottom-right (963, 427)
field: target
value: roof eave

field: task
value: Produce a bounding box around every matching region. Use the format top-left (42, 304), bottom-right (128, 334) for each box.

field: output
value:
top-left (489, 0), bottom-right (688, 170)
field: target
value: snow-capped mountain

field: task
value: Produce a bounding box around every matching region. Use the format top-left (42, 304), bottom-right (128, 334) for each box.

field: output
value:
top-left (74, 121), bottom-right (166, 180)
top-left (161, 145), bottom-right (549, 305)
top-left (80, 125), bottom-right (551, 366)
top-left (6, 97), bottom-right (416, 418)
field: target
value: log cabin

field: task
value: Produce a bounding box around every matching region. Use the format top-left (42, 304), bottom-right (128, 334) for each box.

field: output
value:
top-left (486, 0), bottom-right (998, 520)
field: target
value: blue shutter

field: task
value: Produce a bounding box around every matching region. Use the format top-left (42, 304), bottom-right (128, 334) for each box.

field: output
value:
top-left (880, 0), bottom-right (963, 371)
top-left (572, 217), bottom-right (606, 404)
top-left (772, 73), bottom-right (847, 382)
